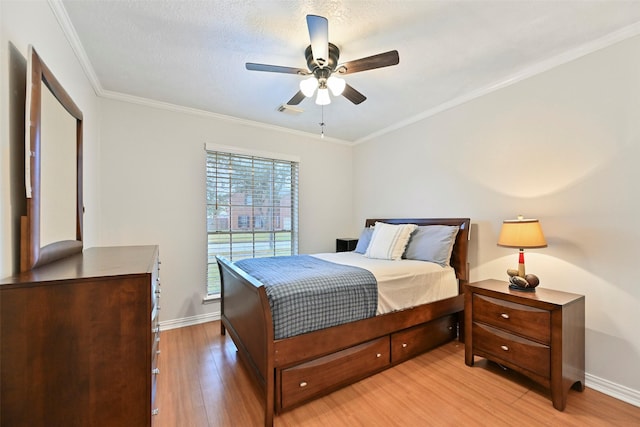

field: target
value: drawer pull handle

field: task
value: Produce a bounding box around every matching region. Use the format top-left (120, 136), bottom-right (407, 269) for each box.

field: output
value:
top-left (500, 345), bottom-right (509, 352)
top-left (376, 353), bottom-right (382, 358)
top-left (152, 368), bottom-right (160, 375)
top-left (299, 381), bottom-right (308, 388)
top-left (501, 313), bottom-right (510, 319)
top-left (152, 408), bottom-right (159, 416)
top-left (402, 343), bottom-right (408, 348)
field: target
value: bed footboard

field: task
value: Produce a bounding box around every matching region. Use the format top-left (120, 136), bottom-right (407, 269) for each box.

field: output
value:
top-left (217, 256), bottom-right (275, 426)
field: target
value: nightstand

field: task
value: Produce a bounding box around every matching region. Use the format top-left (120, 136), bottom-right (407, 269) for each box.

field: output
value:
top-left (336, 238), bottom-right (358, 252)
top-left (464, 279), bottom-right (585, 411)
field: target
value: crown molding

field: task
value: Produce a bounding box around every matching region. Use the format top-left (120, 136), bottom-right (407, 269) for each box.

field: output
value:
top-left (99, 89), bottom-right (351, 146)
top-left (355, 20), bottom-right (640, 144)
top-left (48, 0), bottom-right (103, 96)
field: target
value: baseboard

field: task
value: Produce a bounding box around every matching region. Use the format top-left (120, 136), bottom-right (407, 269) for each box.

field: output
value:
top-left (159, 310), bottom-right (221, 331)
top-left (586, 373), bottom-right (640, 408)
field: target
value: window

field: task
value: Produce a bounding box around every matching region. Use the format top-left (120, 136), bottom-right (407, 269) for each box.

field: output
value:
top-left (238, 215), bottom-right (250, 229)
top-left (206, 148), bottom-right (299, 297)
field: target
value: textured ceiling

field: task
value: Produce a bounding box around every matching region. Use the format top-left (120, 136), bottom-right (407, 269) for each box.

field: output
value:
top-left (59, 0), bottom-right (640, 143)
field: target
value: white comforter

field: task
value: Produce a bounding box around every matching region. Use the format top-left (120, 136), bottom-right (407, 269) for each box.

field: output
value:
top-left (311, 252), bottom-right (458, 315)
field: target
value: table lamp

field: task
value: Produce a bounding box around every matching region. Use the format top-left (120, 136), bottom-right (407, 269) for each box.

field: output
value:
top-left (497, 215), bottom-right (547, 291)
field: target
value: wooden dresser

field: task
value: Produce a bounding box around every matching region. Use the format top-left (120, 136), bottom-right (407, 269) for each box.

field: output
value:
top-left (0, 245), bottom-right (161, 426)
top-left (464, 279), bottom-right (584, 411)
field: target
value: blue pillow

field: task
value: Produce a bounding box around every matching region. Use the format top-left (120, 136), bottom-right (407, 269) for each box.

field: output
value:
top-left (403, 225), bottom-right (460, 266)
top-left (353, 227), bottom-right (374, 254)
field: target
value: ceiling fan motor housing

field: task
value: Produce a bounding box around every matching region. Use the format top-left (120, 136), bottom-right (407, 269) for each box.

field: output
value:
top-left (305, 43), bottom-right (340, 81)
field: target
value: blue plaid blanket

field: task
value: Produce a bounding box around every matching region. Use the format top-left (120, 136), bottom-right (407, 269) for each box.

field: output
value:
top-left (235, 255), bottom-right (378, 339)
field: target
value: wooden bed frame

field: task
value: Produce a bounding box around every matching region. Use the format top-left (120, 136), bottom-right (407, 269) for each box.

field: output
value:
top-left (217, 218), bottom-right (470, 426)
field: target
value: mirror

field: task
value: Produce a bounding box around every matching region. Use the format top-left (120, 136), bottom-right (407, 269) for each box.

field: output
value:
top-left (21, 45), bottom-right (83, 272)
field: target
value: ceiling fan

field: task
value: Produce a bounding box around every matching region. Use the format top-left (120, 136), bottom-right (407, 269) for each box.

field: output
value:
top-left (246, 15), bottom-right (399, 106)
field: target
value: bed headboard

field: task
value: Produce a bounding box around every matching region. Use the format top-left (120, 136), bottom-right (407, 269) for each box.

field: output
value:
top-left (364, 218), bottom-right (471, 288)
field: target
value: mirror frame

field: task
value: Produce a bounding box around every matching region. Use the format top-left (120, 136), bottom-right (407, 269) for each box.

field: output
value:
top-left (21, 46), bottom-right (83, 272)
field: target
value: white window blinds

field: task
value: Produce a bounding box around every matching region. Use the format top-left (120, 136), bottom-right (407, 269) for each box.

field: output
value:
top-left (206, 149), bottom-right (299, 296)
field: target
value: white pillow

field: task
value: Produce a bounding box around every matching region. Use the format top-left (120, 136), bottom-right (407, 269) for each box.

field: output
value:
top-left (365, 222), bottom-right (418, 260)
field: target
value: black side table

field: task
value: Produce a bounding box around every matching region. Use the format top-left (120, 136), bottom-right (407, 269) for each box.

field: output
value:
top-left (336, 238), bottom-right (358, 252)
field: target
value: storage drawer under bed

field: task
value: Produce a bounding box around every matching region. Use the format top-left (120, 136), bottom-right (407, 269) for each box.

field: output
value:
top-left (391, 314), bottom-right (458, 364)
top-left (279, 336), bottom-right (390, 409)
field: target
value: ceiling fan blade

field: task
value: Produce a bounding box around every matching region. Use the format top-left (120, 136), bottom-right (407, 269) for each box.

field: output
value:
top-left (342, 83), bottom-right (367, 105)
top-left (338, 50), bottom-right (399, 75)
top-left (306, 15), bottom-right (329, 68)
top-left (246, 63), bottom-right (309, 75)
top-left (287, 90), bottom-right (306, 105)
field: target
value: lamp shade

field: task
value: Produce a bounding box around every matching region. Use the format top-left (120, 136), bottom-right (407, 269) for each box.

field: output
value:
top-left (497, 217), bottom-right (547, 249)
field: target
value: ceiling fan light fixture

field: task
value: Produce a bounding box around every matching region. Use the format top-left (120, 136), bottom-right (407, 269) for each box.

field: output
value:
top-left (300, 76), bottom-right (318, 97)
top-left (245, 15), bottom-right (400, 109)
top-left (327, 75), bottom-right (345, 96)
top-left (315, 88), bottom-right (331, 105)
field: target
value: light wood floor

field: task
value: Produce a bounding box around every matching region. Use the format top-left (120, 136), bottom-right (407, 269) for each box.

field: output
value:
top-left (155, 321), bottom-right (640, 427)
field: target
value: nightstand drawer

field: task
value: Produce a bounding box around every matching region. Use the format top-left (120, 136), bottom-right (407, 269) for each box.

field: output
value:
top-left (473, 322), bottom-right (550, 378)
top-left (473, 294), bottom-right (550, 344)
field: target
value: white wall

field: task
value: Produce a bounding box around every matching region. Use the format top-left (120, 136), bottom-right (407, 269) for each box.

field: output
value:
top-left (0, 0), bottom-right (100, 278)
top-left (98, 99), bottom-right (354, 325)
top-left (353, 35), bottom-right (640, 400)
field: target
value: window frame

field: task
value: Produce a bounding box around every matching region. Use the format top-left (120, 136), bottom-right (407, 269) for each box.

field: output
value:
top-left (204, 144), bottom-right (299, 300)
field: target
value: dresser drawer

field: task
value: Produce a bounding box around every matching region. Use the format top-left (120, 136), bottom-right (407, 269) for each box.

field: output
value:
top-left (473, 294), bottom-right (550, 343)
top-left (151, 368), bottom-right (159, 421)
top-left (280, 337), bottom-right (390, 409)
top-left (391, 314), bottom-right (457, 364)
top-left (152, 326), bottom-right (160, 360)
top-left (151, 306), bottom-right (160, 351)
top-left (473, 322), bottom-right (550, 378)
top-left (151, 327), bottom-right (160, 416)
top-left (151, 258), bottom-right (161, 315)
